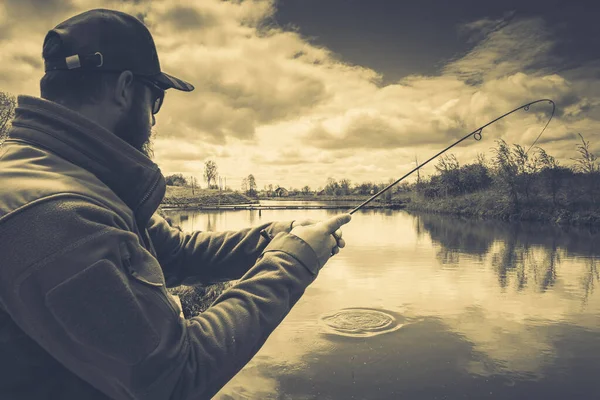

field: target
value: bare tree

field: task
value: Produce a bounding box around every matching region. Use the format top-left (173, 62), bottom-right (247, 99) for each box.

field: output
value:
top-left (189, 176), bottom-right (198, 195)
top-left (203, 160), bottom-right (218, 189)
top-left (247, 174), bottom-right (257, 196)
top-left (435, 153), bottom-right (459, 173)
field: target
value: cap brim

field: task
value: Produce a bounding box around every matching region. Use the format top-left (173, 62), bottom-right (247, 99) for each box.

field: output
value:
top-left (153, 72), bottom-right (195, 92)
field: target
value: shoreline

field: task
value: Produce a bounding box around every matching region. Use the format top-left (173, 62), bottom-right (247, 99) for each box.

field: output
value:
top-left (160, 186), bottom-right (599, 227)
top-left (160, 203), bottom-right (404, 211)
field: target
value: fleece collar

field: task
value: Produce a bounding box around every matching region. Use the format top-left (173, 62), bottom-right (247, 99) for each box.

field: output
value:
top-left (9, 95), bottom-right (166, 229)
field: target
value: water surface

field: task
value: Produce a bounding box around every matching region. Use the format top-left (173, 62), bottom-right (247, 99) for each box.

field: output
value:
top-left (163, 205), bottom-right (600, 399)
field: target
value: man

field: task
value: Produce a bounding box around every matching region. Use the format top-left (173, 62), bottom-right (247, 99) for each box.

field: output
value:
top-left (0, 9), bottom-right (350, 400)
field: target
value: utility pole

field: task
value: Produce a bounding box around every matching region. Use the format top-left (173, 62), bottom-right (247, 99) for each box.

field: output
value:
top-left (191, 175), bottom-right (195, 195)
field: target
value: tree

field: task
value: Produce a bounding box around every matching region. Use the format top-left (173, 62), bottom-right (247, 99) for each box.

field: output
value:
top-left (492, 139), bottom-right (519, 209)
top-left (324, 177), bottom-right (340, 196)
top-left (339, 179), bottom-right (352, 195)
top-left (537, 147), bottom-right (566, 207)
top-left (383, 178), bottom-right (394, 202)
top-left (0, 92), bottom-right (16, 145)
top-left (301, 185), bottom-right (311, 195)
top-left (204, 160), bottom-right (218, 189)
top-left (572, 133), bottom-right (598, 174)
top-left (241, 177), bottom-right (248, 193)
top-left (355, 181), bottom-right (375, 195)
top-left (511, 144), bottom-right (541, 202)
top-left (435, 154), bottom-right (460, 197)
top-left (165, 173), bottom-right (188, 186)
top-left (435, 153), bottom-right (459, 173)
top-left (189, 176), bottom-right (198, 195)
top-left (476, 153), bottom-right (487, 168)
top-left (572, 133), bottom-right (598, 203)
top-left (458, 163), bottom-right (492, 194)
top-left (247, 174), bottom-right (257, 196)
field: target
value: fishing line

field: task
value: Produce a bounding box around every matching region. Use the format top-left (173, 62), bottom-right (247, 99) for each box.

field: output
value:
top-left (348, 99), bottom-right (556, 215)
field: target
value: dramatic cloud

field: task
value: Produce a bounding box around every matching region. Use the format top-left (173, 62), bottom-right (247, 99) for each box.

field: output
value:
top-left (1, 0), bottom-right (598, 188)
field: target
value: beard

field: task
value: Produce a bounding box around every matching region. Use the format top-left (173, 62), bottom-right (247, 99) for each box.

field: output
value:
top-left (113, 93), bottom-right (155, 159)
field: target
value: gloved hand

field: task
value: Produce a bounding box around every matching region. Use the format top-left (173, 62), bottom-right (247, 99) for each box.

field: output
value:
top-left (290, 214), bottom-right (351, 269)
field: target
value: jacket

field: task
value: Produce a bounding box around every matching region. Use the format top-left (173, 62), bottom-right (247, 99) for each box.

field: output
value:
top-left (0, 95), bottom-right (320, 399)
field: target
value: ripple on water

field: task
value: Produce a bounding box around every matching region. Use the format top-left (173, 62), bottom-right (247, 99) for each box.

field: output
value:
top-left (319, 307), bottom-right (405, 338)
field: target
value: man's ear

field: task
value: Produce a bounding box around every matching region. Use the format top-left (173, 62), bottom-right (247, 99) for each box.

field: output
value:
top-left (113, 71), bottom-right (135, 112)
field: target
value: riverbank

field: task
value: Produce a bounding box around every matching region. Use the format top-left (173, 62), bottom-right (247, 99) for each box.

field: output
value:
top-left (161, 187), bottom-right (405, 210)
top-left (160, 186), bottom-right (599, 227)
top-left (257, 195), bottom-right (383, 202)
top-left (402, 189), bottom-right (600, 227)
top-left (161, 186), bottom-right (257, 208)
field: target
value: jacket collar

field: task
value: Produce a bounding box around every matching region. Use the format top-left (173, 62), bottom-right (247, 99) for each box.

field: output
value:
top-left (9, 95), bottom-right (166, 229)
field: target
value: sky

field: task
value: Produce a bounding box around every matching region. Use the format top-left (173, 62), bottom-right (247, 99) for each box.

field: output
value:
top-left (1, 0), bottom-right (598, 190)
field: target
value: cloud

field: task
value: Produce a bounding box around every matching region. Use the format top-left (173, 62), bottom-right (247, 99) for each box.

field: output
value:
top-left (1, 1), bottom-right (598, 188)
top-left (140, 0), bottom-right (331, 143)
top-left (446, 17), bottom-right (559, 83)
top-left (457, 12), bottom-right (513, 44)
top-left (161, 4), bottom-right (217, 30)
top-left (292, 16), bottom-right (593, 161)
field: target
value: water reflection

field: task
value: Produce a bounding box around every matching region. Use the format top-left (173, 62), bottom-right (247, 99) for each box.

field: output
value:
top-left (416, 213), bottom-right (600, 302)
top-left (582, 256), bottom-right (600, 305)
top-left (162, 207), bottom-right (600, 399)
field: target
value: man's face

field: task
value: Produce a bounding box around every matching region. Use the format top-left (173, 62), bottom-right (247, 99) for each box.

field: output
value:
top-left (113, 83), bottom-right (155, 158)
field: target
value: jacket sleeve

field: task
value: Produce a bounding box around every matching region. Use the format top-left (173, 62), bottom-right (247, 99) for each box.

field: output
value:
top-left (147, 212), bottom-right (295, 287)
top-left (0, 199), bottom-right (319, 400)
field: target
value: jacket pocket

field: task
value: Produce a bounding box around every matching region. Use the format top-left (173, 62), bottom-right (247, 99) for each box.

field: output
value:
top-left (120, 242), bottom-right (181, 317)
top-left (120, 241), bottom-right (164, 286)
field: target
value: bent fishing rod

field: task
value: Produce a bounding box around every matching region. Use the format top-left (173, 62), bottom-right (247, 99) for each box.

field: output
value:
top-left (348, 99), bottom-right (556, 215)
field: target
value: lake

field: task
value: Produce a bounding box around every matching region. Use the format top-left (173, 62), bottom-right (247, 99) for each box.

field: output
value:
top-left (162, 204), bottom-right (600, 400)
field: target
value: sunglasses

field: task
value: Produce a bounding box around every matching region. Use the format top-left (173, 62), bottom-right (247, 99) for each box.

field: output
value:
top-left (135, 76), bottom-right (165, 115)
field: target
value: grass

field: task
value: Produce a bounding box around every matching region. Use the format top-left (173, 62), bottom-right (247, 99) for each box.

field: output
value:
top-left (168, 283), bottom-right (231, 319)
top-left (161, 186), bottom-right (257, 208)
top-left (258, 194), bottom-right (386, 202)
top-left (157, 206), bottom-right (232, 318)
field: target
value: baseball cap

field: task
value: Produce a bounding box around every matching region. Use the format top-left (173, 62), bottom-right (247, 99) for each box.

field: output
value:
top-left (43, 9), bottom-right (194, 92)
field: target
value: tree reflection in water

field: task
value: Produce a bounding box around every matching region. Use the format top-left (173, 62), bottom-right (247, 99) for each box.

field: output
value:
top-left (415, 213), bottom-right (599, 302)
top-left (581, 256), bottom-right (599, 305)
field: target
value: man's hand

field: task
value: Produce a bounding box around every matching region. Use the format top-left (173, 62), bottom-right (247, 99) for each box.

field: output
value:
top-left (292, 218), bottom-right (346, 253)
top-left (290, 214), bottom-right (351, 269)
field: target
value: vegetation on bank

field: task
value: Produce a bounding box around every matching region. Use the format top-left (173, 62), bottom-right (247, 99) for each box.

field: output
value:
top-left (161, 185), bottom-right (257, 208)
top-left (161, 135), bottom-right (598, 226)
top-left (400, 136), bottom-right (599, 226)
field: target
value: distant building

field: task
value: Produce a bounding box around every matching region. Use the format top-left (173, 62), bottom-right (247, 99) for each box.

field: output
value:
top-left (274, 187), bottom-right (289, 197)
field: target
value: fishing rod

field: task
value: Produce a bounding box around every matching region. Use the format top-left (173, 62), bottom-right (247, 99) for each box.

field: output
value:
top-left (348, 99), bottom-right (556, 215)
